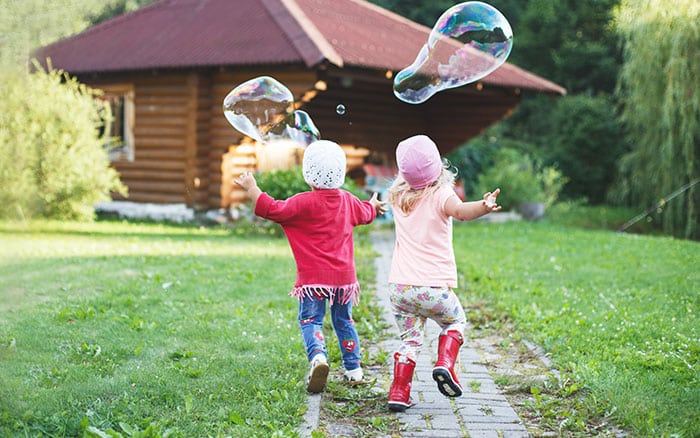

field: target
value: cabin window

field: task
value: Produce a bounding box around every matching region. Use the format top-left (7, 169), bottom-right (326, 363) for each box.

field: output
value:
top-left (99, 84), bottom-right (135, 162)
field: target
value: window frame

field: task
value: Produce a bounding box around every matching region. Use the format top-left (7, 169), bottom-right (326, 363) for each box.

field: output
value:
top-left (99, 83), bottom-right (135, 162)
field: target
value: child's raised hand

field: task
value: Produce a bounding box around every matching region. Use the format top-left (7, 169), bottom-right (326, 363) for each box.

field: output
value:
top-left (369, 192), bottom-right (388, 215)
top-left (483, 188), bottom-right (502, 212)
top-left (234, 171), bottom-right (257, 190)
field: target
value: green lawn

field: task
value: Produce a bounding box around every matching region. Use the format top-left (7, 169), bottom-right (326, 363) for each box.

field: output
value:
top-left (0, 220), bottom-right (378, 437)
top-left (1, 217), bottom-right (697, 437)
top-left (453, 220), bottom-right (699, 436)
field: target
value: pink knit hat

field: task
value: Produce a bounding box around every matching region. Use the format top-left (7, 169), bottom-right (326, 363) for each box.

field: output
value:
top-left (396, 135), bottom-right (442, 189)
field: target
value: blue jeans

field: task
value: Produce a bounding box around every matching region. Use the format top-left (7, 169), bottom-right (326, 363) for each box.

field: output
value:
top-left (298, 293), bottom-right (361, 371)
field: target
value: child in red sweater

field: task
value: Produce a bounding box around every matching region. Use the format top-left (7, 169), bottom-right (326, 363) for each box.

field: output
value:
top-left (235, 140), bottom-right (386, 392)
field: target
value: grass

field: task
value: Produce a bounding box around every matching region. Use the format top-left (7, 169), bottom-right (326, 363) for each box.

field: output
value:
top-left (1, 204), bottom-right (697, 437)
top-left (0, 219), bottom-right (371, 437)
top-left (453, 218), bottom-right (699, 436)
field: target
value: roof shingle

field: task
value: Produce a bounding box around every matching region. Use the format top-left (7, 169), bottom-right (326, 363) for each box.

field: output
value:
top-left (34, 0), bottom-right (565, 95)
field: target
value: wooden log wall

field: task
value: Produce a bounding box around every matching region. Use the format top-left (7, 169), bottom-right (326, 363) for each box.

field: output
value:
top-left (83, 66), bottom-right (519, 211)
top-left (101, 73), bottom-right (194, 205)
top-left (192, 73), bottom-right (213, 209)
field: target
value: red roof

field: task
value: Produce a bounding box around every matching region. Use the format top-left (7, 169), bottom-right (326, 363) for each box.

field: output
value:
top-left (34, 0), bottom-right (565, 95)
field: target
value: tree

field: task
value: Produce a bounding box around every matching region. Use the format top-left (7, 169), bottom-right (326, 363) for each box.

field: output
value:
top-left (490, 0), bottom-right (628, 205)
top-left (613, 0), bottom-right (700, 239)
top-left (368, 0), bottom-right (464, 27)
top-left (545, 95), bottom-right (627, 203)
top-left (510, 0), bottom-right (622, 95)
top-left (0, 66), bottom-right (127, 220)
top-left (0, 0), bottom-right (154, 72)
top-left (0, 0), bottom-right (100, 71)
top-left (368, 0), bottom-right (523, 32)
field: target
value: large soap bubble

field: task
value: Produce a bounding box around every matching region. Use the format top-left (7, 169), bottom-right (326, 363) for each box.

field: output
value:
top-left (393, 1), bottom-right (513, 104)
top-left (223, 76), bottom-right (293, 142)
top-left (223, 76), bottom-right (320, 146)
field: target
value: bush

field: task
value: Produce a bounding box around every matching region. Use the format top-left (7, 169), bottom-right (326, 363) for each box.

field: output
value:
top-left (545, 95), bottom-right (626, 204)
top-left (255, 166), bottom-right (367, 200)
top-left (474, 148), bottom-right (566, 211)
top-left (447, 130), bottom-right (541, 200)
top-left (0, 67), bottom-right (126, 220)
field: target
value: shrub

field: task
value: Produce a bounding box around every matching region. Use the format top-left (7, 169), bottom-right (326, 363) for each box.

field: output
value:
top-left (474, 148), bottom-right (566, 211)
top-left (255, 166), bottom-right (367, 200)
top-left (448, 130), bottom-right (540, 200)
top-left (0, 67), bottom-right (126, 220)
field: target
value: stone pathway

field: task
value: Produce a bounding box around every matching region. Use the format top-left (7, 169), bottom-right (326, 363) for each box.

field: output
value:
top-left (373, 231), bottom-right (529, 438)
top-left (298, 230), bottom-right (530, 437)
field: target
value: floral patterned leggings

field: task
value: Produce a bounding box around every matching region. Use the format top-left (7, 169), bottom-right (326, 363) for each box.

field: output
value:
top-left (389, 283), bottom-right (467, 362)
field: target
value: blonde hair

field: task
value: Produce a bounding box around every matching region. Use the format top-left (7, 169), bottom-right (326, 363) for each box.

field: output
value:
top-left (388, 161), bottom-right (457, 214)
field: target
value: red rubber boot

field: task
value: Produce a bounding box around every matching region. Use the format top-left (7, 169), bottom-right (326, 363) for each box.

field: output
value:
top-left (432, 330), bottom-right (464, 397)
top-left (388, 353), bottom-right (415, 412)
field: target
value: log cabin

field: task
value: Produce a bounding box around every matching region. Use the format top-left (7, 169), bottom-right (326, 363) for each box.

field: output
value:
top-left (34, 0), bottom-right (565, 212)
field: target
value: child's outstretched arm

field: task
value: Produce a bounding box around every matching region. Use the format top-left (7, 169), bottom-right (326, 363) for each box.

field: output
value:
top-left (234, 171), bottom-right (263, 204)
top-left (444, 188), bottom-right (502, 221)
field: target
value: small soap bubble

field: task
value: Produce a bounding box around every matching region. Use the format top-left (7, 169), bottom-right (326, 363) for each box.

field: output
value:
top-left (336, 104), bottom-right (346, 115)
top-left (394, 1), bottom-right (513, 104)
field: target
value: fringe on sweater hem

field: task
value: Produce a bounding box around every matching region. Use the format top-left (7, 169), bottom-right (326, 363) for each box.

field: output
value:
top-left (290, 283), bottom-right (361, 305)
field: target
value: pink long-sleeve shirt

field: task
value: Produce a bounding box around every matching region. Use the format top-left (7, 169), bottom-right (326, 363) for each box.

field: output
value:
top-left (255, 189), bottom-right (376, 303)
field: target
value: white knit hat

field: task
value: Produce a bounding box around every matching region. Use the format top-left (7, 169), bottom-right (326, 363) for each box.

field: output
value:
top-left (302, 140), bottom-right (347, 189)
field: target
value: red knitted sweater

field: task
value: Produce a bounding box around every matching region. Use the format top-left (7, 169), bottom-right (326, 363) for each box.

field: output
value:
top-left (255, 189), bottom-right (376, 303)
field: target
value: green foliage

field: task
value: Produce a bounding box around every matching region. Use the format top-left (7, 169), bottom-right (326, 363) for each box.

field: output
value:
top-left (1, 0), bottom-right (124, 72)
top-left (447, 133), bottom-right (501, 198)
top-left (86, 0), bottom-right (157, 26)
top-left (255, 166), bottom-right (368, 200)
top-left (509, 0), bottom-right (622, 95)
top-left (473, 148), bottom-right (566, 210)
top-left (255, 167), bottom-right (310, 200)
top-left (0, 67), bottom-right (126, 220)
top-left (0, 0), bottom-right (156, 73)
top-left (546, 95), bottom-right (627, 203)
top-left (498, 95), bottom-right (627, 205)
top-left (613, 0), bottom-right (700, 239)
top-left (367, 0), bottom-right (464, 26)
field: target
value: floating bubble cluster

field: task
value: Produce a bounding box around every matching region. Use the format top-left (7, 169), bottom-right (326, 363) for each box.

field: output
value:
top-left (393, 1), bottom-right (513, 104)
top-left (223, 76), bottom-right (320, 146)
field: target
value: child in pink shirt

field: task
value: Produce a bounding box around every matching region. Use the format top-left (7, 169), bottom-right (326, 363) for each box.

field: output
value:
top-left (235, 140), bottom-right (386, 393)
top-left (386, 135), bottom-right (501, 411)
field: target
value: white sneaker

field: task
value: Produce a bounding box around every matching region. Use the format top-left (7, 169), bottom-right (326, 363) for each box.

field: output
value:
top-left (343, 367), bottom-right (363, 385)
top-left (306, 354), bottom-right (329, 393)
